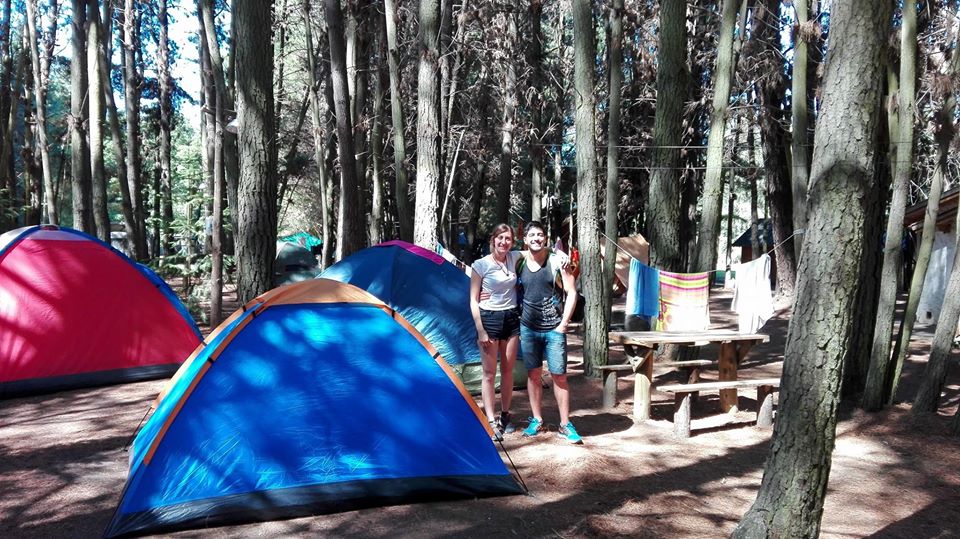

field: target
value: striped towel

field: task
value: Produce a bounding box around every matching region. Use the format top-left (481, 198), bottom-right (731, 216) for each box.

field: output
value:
top-left (657, 271), bottom-right (710, 331)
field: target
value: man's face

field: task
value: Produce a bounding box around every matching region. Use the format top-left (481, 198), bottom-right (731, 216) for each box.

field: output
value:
top-left (525, 227), bottom-right (547, 253)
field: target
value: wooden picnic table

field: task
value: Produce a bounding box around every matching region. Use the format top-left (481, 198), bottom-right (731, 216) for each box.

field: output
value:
top-left (606, 330), bottom-right (770, 421)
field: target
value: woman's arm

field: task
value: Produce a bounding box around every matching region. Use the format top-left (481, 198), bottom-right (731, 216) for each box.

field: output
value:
top-left (470, 271), bottom-right (490, 345)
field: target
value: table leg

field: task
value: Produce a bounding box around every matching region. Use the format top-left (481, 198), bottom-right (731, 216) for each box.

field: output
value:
top-left (718, 342), bottom-right (739, 413)
top-left (633, 349), bottom-right (654, 421)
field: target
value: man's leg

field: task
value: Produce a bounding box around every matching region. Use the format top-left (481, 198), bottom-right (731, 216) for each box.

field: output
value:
top-left (527, 366), bottom-right (544, 420)
top-left (553, 374), bottom-right (570, 426)
top-left (521, 326), bottom-right (546, 436)
top-left (500, 335), bottom-right (519, 414)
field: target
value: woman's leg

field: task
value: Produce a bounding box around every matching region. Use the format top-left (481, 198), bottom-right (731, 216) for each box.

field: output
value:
top-left (480, 340), bottom-right (499, 422)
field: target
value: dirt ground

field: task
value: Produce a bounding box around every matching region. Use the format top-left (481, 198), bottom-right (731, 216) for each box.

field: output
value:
top-left (2, 289), bottom-right (959, 538)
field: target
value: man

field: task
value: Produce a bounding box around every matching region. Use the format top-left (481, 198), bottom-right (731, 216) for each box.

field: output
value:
top-left (518, 221), bottom-right (582, 444)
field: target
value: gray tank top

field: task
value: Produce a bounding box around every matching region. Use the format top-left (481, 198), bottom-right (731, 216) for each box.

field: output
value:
top-left (519, 255), bottom-right (563, 330)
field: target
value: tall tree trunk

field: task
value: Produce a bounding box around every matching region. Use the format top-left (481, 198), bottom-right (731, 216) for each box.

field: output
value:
top-left (197, 2), bottom-right (223, 326)
top-left (199, 0), bottom-right (238, 258)
top-left (303, 0), bottom-right (333, 268)
top-left (572, 0), bottom-right (606, 376)
top-left (234, 0), bottom-right (277, 303)
top-left (87, 0), bottom-right (109, 241)
top-left (890, 37), bottom-right (960, 404)
top-left (325, 0), bottom-right (362, 259)
top-left (369, 13), bottom-right (387, 245)
top-left (494, 7), bottom-right (518, 225)
top-left (528, 0), bottom-right (544, 223)
top-left (603, 0), bottom-right (623, 320)
top-left (693, 0), bottom-right (738, 272)
top-left (413, 0), bottom-right (441, 248)
top-left (25, 0), bottom-right (57, 224)
top-left (70, 0), bottom-right (93, 232)
top-left (346, 0), bottom-right (369, 245)
top-left (122, 0), bottom-right (146, 258)
top-left (732, 0), bottom-right (891, 535)
top-left (647, 0), bottom-right (686, 271)
top-left (158, 0), bottom-right (174, 255)
top-left (99, 0), bottom-right (135, 252)
top-left (0, 0), bottom-right (13, 220)
top-left (19, 31), bottom-right (42, 226)
top-left (863, 0), bottom-right (918, 411)
top-left (913, 207), bottom-right (960, 414)
top-left (755, 0), bottom-right (797, 299)
top-left (384, 0), bottom-right (411, 241)
top-left (790, 0), bottom-right (812, 257)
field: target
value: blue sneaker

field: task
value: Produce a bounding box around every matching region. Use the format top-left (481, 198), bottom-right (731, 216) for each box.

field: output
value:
top-left (523, 417), bottom-right (544, 437)
top-left (558, 422), bottom-right (583, 444)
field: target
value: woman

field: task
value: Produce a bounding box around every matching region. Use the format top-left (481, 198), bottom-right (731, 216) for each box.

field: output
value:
top-left (470, 223), bottom-right (522, 440)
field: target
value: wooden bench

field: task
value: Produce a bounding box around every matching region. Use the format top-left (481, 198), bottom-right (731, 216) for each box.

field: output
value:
top-left (657, 378), bottom-right (780, 438)
top-left (598, 359), bottom-right (718, 411)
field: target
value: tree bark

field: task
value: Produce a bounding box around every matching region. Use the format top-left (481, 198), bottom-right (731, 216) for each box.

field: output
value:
top-left (603, 0), bottom-right (624, 321)
top-left (158, 0), bottom-right (174, 255)
top-left (693, 0), bottom-right (738, 272)
top-left (732, 0), bottom-right (891, 535)
top-left (494, 6), bottom-right (518, 226)
top-left (99, 1), bottom-right (137, 253)
top-left (346, 0), bottom-right (369, 245)
top-left (199, 0), bottom-right (239, 256)
top-left (25, 0), bottom-right (57, 225)
top-left (86, 0), bottom-right (109, 241)
top-left (527, 0), bottom-right (544, 223)
top-left (0, 0), bottom-right (13, 218)
top-left (413, 0), bottom-right (441, 248)
top-left (197, 1), bottom-right (223, 326)
top-left (890, 36), bottom-right (960, 405)
top-left (790, 0), bottom-right (812, 258)
top-left (647, 0), bottom-right (686, 272)
top-left (302, 0), bottom-right (333, 268)
top-left (384, 0), bottom-right (411, 241)
top-left (234, 0), bottom-right (278, 303)
top-left (325, 0), bottom-right (362, 259)
top-left (369, 13), bottom-right (387, 245)
top-left (912, 207), bottom-right (960, 413)
top-left (122, 0), bottom-right (146, 258)
top-left (863, 0), bottom-right (918, 411)
top-left (572, 0), bottom-right (606, 376)
top-left (754, 0), bottom-right (797, 299)
top-left (71, 0), bottom-right (93, 232)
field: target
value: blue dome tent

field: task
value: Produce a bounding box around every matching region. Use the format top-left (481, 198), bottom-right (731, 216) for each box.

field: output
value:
top-left (105, 279), bottom-right (522, 538)
top-left (321, 241), bottom-right (527, 393)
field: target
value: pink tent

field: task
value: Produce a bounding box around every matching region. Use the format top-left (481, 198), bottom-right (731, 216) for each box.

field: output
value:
top-left (0, 226), bottom-right (201, 397)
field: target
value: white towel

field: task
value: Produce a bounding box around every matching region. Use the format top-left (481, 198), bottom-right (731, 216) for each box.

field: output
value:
top-left (731, 254), bottom-right (774, 334)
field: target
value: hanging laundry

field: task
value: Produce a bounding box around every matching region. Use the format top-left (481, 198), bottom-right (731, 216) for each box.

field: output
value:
top-left (731, 254), bottom-right (774, 333)
top-left (626, 259), bottom-right (660, 318)
top-left (657, 271), bottom-right (711, 331)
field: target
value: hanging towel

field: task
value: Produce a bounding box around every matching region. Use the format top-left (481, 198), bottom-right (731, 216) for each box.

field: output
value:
top-left (657, 271), bottom-right (711, 331)
top-left (626, 259), bottom-right (660, 318)
top-left (731, 254), bottom-right (774, 333)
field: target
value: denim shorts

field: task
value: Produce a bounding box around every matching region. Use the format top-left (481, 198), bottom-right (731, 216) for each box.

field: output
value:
top-left (520, 325), bottom-right (568, 375)
top-left (479, 308), bottom-right (521, 340)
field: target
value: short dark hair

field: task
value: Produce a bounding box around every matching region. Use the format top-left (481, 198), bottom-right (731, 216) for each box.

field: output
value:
top-left (524, 221), bottom-right (546, 236)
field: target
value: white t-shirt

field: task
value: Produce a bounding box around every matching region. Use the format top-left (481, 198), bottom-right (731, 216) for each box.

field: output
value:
top-left (471, 251), bottom-right (522, 311)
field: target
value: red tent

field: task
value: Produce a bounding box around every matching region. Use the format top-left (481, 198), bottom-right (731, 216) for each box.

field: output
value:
top-left (0, 226), bottom-right (201, 397)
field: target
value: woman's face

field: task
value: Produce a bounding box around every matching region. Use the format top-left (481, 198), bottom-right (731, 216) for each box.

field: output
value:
top-left (492, 231), bottom-right (514, 255)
